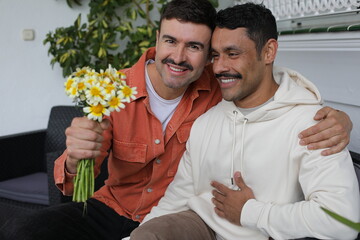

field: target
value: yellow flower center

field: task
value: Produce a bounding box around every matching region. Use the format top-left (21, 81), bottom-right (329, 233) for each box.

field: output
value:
top-left (66, 79), bottom-right (74, 90)
top-left (105, 85), bottom-right (115, 93)
top-left (109, 97), bottom-right (119, 106)
top-left (90, 87), bottom-right (101, 96)
top-left (122, 86), bottom-right (132, 97)
top-left (71, 88), bottom-right (77, 95)
top-left (78, 82), bottom-right (85, 91)
top-left (87, 78), bottom-right (95, 85)
top-left (91, 104), bottom-right (104, 115)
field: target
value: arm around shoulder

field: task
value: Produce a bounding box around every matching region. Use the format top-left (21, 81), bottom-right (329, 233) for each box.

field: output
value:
top-left (299, 106), bottom-right (352, 156)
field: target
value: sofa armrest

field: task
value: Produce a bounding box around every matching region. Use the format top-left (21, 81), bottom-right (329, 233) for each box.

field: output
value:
top-left (0, 130), bottom-right (46, 181)
top-left (350, 151), bottom-right (360, 165)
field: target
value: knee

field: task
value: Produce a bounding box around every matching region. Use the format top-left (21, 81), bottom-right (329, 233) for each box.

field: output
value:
top-left (130, 226), bottom-right (160, 240)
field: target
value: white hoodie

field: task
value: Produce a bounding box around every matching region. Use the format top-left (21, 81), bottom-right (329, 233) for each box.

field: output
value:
top-left (142, 67), bottom-right (360, 240)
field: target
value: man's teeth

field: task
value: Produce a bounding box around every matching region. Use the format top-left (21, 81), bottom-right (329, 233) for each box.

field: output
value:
top-left (169, 66), bottom-right (185, 72)
top-left (221, 79), bottom-right (236, 83)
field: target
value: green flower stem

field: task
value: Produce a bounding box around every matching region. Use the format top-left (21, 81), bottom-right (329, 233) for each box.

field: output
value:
top-left (321, 207), bottom-right (360, 232)
top-left (72, 158), bottom-right (95, 203)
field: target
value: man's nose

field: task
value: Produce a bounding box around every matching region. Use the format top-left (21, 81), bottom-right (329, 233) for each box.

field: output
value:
top-left (172, 45), bottom-right (186, 64)
top-left (212, 56), bottom-right (229, 74)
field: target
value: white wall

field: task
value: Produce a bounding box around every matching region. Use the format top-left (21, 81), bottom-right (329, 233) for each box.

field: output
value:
top-left (276, 32), bottom-right (360, 153)
top-left (0, 0), bottom-right (90, 136)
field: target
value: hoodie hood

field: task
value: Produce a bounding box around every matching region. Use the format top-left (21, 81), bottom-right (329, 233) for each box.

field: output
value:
top-left (220, 66), bottom-right (323, 123)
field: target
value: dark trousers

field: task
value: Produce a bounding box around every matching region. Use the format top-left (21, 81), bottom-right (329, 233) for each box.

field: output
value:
top-left (0, 198), bottom-right (139, 240)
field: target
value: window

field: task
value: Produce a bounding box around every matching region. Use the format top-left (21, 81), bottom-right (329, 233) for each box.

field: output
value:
top-left (234, 0), bottom-right (360, 34)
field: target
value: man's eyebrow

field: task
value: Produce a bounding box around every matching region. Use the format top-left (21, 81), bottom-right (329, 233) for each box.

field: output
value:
top-left (224, 45), bottom-right (241, 51)
top-left (162, 34), bottom-right (205, 49)
top-left (211, 45), bottom-right (241, 53)
top-left (162, 34), bottom-right (176, 41)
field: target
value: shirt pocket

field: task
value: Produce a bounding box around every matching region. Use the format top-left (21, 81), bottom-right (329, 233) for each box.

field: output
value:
top-left (111, 139), bottom-right (148, 184)
top-left (112, 140), bottom-right (147, 163)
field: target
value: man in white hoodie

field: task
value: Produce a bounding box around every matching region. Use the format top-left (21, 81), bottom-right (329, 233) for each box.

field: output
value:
top-left (130, 3), bottom-right (360, 240)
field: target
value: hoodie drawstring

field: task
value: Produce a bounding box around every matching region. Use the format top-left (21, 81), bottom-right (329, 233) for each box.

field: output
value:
top-left (231, 111), bottom-right (238, 185)
top-left (231, 110), bottom-right (248, 186)
top-left (240, 117), bottom-right (248, 177)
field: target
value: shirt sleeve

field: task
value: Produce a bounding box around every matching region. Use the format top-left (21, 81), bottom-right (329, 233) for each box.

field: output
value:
top-left (53, 150), bottom-right (75, 195)
top-left (241, 149), bottom-right (360, 240)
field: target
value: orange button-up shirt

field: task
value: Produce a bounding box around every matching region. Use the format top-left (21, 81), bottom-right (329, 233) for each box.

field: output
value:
top-left (54, 47), bottom-right (222, 222)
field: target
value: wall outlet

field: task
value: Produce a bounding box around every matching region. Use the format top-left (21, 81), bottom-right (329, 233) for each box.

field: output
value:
top-left (22, 29), bottom-right (35, 41)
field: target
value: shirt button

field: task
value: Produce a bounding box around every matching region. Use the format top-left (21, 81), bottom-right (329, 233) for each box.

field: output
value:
top-left (156, 159), bottom-right (161, 164)
top-left (154, 139), bottom-right (161, 144)
top-left (147, 188), bottom-right (153, 193)
top-left (135, 215), bottom-right (140, 219)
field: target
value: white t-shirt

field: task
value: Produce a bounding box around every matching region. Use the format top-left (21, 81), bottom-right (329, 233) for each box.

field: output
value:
top-left (145, 60), bottom-right (184, 133)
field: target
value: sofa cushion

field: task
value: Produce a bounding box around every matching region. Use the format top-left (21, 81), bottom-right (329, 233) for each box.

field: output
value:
top-left (0, 172), bottom-right (49, 205)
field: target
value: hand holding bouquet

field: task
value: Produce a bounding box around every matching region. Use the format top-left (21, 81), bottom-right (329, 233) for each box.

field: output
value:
top-left (64, 65), bottom-right (137, 203)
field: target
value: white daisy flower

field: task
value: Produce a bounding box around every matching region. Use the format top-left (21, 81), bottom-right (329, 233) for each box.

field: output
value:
top-left (118, 86), bottom-right (137, 103)
top-left (108, 96), bottom-right (125, 112)
top-left (85, 83), bottom-right (106, 105)
top-left (83, 103), bottom-right (110, 122)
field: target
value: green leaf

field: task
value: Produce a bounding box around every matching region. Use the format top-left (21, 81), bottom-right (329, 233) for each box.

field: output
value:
top-left (60, 52), bottom-right (69, 63)
top-left (131, 9), bottom-right (137, 21)
top-left (138, 8), bottom-right (146, 19)
top-left (207, 0), bottom-right (219, 8)
top-left (139, 40), bottom-right (150, 47)
top-left (321, 207), bottom-right (360, 232)
top-left (137, 27), bottom-right (147, 34)
top-left (147, 26), bottom-right (153, 37)
top-left (102, 20), bottom-right (108, 28)
top-left (98, 47), bottom-right (107, 58)
top-left (75, 14), bottom-right (81, 29)
top-left (66, 0), bottom-right (82, 8)
top-left (107, 43), bottom-right (119, 50)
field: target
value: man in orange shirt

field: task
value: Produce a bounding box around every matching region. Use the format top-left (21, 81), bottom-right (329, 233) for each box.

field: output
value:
top-left (1, 0), bottom-right (352, 239)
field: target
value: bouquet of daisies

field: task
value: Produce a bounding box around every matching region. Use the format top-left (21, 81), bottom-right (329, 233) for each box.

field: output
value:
top-left (64, 65), bottom-right (137, 203)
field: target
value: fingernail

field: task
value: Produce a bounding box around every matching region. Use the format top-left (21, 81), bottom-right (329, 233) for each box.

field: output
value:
top-left (299, 140), bottom-right (305, 146)
top-left (298, 133), bottom-right (303, 139)
top-left (307, 145), bottom-right (314, 150)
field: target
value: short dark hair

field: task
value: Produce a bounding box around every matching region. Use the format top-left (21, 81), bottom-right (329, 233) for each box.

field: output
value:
top-left (159, 0), bottom-right (217, 32)
top-left (216, 3), bottom-right (278, 56)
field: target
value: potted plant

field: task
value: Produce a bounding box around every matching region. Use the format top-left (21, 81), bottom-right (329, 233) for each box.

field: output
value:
top-left (43, 0), bottom-right (219, 77)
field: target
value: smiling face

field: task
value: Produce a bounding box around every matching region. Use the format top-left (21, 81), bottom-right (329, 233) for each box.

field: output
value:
top-left (211, 27), bottom-right (278, 108)
top-left (152, 18), bottom-right (212, 99)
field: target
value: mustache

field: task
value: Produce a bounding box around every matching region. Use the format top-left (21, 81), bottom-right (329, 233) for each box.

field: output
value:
top-left (162, 58), bottom-right (193, 71)
top-left (215, 73), bottom-right (243, 79)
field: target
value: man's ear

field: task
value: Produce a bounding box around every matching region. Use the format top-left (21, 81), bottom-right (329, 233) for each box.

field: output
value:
top-left (264, 39), bottom-right (278, 64)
